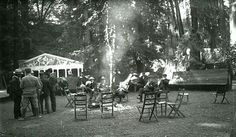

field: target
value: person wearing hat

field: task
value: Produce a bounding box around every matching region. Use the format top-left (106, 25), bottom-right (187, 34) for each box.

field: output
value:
top-left (85, 76), bottom-right (97, 107)
top-left (7, 69), bottom-right (23, 119)
top-left (19, 68), bottom-right (42, 120)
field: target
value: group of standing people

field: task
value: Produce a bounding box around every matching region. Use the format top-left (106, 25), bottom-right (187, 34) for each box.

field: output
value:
top-left (7, 68), bottom-right (57, 121)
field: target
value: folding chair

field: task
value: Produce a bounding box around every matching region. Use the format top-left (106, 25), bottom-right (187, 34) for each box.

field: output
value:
top-left (137, 92), bottom-right (158, 122)
top-left (64, 89), bottom-right (74, 107)
top-left (213, 90), bottom-right (230, 104)
top-left (74, 93), bottom-right (87, 120)
top-left (177, 88), bottom-right (189, 104)
top-left (167, 93), bottom-right (185, 118)
top-left (156, 90), bottom-right (169, 116)
top-left (100, 92), bottom-right (114, 118)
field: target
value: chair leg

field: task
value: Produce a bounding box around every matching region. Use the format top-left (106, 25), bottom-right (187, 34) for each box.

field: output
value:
top-left (74, 105), bottom-right (76, 119)
top-left (149, 107), bottom-right (158, 121)
top-left (164, 103), bottom-right (167, 116)
top-left (139, 108), bottom-right (144, 121)
top-left (214, 93), bottom-right (218, 103)
top-left (160, 104), bottom-right (163, 116)
top-left (222, 93), bottom-right (230, 104)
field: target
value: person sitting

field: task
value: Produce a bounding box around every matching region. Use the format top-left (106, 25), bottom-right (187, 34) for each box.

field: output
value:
top-left (66, 70), bottom-right (79, 93)
top-left (159, 74), bottom-right (170, 91)
top-left (128, 73), bottom-right (140, 92)
top-left (138, 75), bottom-right (158, 102)
top-left (95, 76), bottom-right (109, 103)
top-left (113, 86), bottom-right (127, 103)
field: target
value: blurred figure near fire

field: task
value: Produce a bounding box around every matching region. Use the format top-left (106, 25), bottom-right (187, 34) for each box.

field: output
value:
top-left (85, 76), bottom-right (97, 106)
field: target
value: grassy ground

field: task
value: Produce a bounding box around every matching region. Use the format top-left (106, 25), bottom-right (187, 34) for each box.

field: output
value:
top-left (0, 90), bottom-right (235, 137)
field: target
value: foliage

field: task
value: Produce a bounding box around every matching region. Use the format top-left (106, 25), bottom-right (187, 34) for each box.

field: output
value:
top-left (1, 0), bottom-right (235, 79)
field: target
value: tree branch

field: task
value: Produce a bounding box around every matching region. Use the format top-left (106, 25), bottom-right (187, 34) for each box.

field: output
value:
top-left (42, 1), bottom-right (54, 21)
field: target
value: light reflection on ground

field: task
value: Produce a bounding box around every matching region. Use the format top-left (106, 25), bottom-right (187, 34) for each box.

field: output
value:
top-left (197, 123), bottom-right (228, 128)
top-left (69, 103), bottom-right (133, 112)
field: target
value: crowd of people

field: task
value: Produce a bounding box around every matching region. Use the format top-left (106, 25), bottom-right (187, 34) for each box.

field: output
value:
top-left (7, 68), bottom-right (57, 121)
top-left (127, 72), bottom-right (170, 102)
top-left (60, 72), bottom-right (111, 107)
top-left (7, 67), bottom-right (169, 120)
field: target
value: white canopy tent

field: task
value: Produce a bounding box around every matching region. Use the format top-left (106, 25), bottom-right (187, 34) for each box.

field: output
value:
top-left (19, 53), bottom-right (83, 78)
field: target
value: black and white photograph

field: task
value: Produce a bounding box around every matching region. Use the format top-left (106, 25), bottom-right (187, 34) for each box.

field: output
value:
top-left (0, 0), bottom-right (236, 136)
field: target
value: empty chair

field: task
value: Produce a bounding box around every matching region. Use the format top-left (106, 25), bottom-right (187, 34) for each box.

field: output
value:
top-left (156, 90), bottom-right (169, 116)
top-left (177, 88), bottom-right (189, 104)
top-left (100, 92), bottom-right (114, 118)
top-left (137, 92), bottom-right (158, 122)
top-left (167, 93), bottom-right (185, 118)
top-left (74, 93), bottom-right (87, 120)
top-left (64, 89), bottom-right (75, 108)
top-left (213, 90), bottom-right (230, 104)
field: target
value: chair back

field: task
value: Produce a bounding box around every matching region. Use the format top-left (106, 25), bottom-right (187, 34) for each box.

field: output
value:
top-left (143, 92), bottom-right (157, 107)
top-left (175, 92), bottom-right (184, 109)
top-left (74, 93), bottom-right (87, 119)
top-left (74, 93), bottom-right (87, 106)
top-left (100, 92), bottom-right (114, 117)
top-left (101, 92), bottom-right (113, 104)
top-left (158, 91), bottom-right (168, 102)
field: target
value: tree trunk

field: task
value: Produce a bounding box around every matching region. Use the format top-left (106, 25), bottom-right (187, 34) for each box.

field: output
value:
top-left (20, 0), bottom-right (29, 36)
top-left (0, 0), bottom-right (9, 70)
top-left (230, 1), bottom-right (236, 45)
top-left (169, 0), bottom-right (177, 30)
top-left (13, 0), bottom-right (19, 69)
top-left (190, 0), bottom-right (200, 62)
top-left (174, 0), bottom-right (184, 37)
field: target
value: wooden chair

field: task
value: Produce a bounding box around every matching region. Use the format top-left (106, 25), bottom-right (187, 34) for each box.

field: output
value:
top-left (177, 88), bottom-right (189, 104)
top-left (100, 92), bottom-right (114, 118)
top-left (64, 89), bottom-right (74, 108)
top-left (74, 93), bottom-right (87, 120)
top-left (167, 93), bottom-right (185, 118)
top-left (137, 92), bottom-right (158, 122)
top-left (156, 90), bottom-right (169, 116)
top-left (213, 90), bottom-right (230, 104)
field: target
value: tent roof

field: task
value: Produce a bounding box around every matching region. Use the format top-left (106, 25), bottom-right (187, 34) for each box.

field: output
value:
top-left (19, 53), bottom-right (83, 68)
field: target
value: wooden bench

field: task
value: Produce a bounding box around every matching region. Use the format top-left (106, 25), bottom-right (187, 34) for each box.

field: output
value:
top-left (169, 69), bottom-right (232, 103)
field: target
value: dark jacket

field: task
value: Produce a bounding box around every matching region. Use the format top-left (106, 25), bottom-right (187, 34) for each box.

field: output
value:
top-left (159, 78), bottom-right (169, 90)
top-left (7, 76), bottom-right (22, 97)
top-left (41, 79), bottom-right (51, 97)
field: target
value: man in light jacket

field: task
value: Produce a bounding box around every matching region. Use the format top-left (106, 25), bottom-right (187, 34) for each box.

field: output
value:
top-left (18, 68), bottom-right (42, 120)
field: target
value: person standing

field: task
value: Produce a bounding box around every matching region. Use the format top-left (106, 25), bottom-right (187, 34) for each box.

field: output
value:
top-left (85, 76), bottom-right (97, 106)
top-left (39, 72), bottom-right (51, 114)
top-left (19, 68), bottom-right (42, 120)
top-left (47, 68), bottom-right (57, 112)
top-left (7, 69), bottom-right (23, 119)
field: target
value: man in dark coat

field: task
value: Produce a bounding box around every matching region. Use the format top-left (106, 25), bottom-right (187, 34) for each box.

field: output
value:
top-left (159, 74), bottom-right (169, 91)
top-left (7, 69), bottom-right (23, 119)
top-left (47, 68), bottom-right (57, 112)
top-left (39, 72), bottom-right (51, 114)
